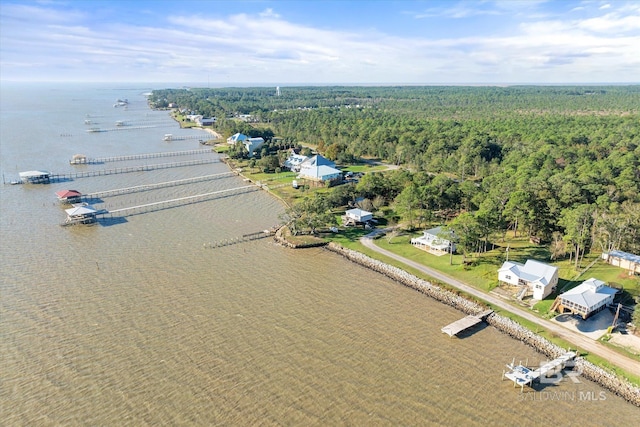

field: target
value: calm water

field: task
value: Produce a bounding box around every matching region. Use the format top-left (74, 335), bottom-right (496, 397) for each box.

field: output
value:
top-left (1, 83), bottom-right (638, 425)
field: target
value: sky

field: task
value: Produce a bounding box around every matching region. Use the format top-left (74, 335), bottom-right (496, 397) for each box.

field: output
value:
top-left (0, 0), bottom-right (639, 85)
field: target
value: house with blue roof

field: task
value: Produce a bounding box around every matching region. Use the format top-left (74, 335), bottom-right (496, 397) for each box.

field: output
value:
top-left (498, 259), bottom-right (559, 300)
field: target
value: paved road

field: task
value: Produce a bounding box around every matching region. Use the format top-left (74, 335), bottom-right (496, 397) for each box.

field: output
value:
top-left (360, 233), bottom-right (640, 378)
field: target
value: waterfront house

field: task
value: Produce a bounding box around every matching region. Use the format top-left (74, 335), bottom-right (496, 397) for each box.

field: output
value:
top-left (56, 190), bottom-right (82, 204)
top-left (244, 137), bottom-right (265, 157)
top-left (410, 226), bottom-right (456, 254)
top-left (297, 155), bottom-right (342, 185)
top-left (344, 208), bottom-right (373, 226)
top-left (196, 117), bottom-right (217, 126)
top-left (602, 250), bottom-right (640, 275)
top-left (19, 170), bottom-right (51, 184)
top-left (283, 150), bottom-right (308, 172)
top-left (498, 259), bottom-right (558, 300)
top-left (554, 278), bottom-right (618, 319)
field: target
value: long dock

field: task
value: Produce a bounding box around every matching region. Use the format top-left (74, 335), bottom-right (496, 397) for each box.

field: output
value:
top-left (100, 185), bottom-right (258, 217)
top-left (503, 351), bottom-right (577, 391)
top-left (441, 310), bottom-right (493, 337)
top-left (43, 159), bottom-right (222, 182)
top-left (163, 134), bottom-right (208, 141)
top-left (70, 148), bottom-right (216, 164)
top-left (82, 172), bottom-right (235, 199)
top-left (204, 228), bottom-right (279, 249)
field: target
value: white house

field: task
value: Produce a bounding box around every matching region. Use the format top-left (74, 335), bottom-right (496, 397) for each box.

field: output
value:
top-left (298, 155), bottom-right (342, 184)
top-left (283, 150), bottom-right (308, 172)
top-left (410, 226), bottom-right (456, 253)
top-left (345, 208), bottom-right (373, 223)
top-left (498, 259), bottom-right (559, 300)
top-left (196, 117), bottom-right (216, 126)
top-left (555, 278), bottom-right (618, 319)
top-left (244, 137), bottom-right (265, 157)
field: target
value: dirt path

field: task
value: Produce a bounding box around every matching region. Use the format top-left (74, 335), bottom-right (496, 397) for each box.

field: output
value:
top-left (360, 233), bottom-right (640, 378)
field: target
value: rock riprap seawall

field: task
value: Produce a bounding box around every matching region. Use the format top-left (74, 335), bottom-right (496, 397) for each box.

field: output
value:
top-left (324, 242), bottom-right (640, 407)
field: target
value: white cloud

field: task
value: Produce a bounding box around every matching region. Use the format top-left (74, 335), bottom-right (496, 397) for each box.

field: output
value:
top-left (1, 1), bottom-right (638, 83)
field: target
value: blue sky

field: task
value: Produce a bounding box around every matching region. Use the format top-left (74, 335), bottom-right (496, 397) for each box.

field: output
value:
top-left (1, 0), bottom-right (638, 84)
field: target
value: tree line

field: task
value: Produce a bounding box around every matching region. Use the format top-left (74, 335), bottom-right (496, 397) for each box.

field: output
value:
top-left (150, 85), bottom-right (640, 258)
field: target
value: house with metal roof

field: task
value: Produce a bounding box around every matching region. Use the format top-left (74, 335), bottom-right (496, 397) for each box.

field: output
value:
top-left (344, 208), bottom-right (373, 225)
top-left (297, 155), bottom-right (342, 185)
top-left (602, 250), bottom-right (640, 275)
top-left (410, 226), bottom-right (456, 254)
top-left (498, 259), bottom-right (559, 300)
top-left (283, 150), bottom-right (308, 172)
top-left (554, 278), bottom-right (618, 319)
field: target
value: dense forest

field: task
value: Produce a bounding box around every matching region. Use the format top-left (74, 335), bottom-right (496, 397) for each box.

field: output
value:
top-left (149, 86), bottom-right (640, 257)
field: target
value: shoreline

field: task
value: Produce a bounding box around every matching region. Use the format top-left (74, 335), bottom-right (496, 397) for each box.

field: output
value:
top-left (212, 133), bottom-right (640, 407)
top-left (322, 241), bottom-right (640, 407)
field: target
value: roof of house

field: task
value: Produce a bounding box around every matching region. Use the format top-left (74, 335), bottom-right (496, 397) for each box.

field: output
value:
top-left (346, 208), bottom-right (372, 218)
top-left (560, 278), bottom-right (618, 308)
top-left (498, 259), bottom-right (558, 286)
top-left (300, 154), bottom-right (335, 168)
top-left (228, 132), bottom-right (248, 142)
top-left (424, 226), bottom-right (454, 240)
top-left (608, 250), bottom-right (640, 264)
top-left (299, 164), bottom-right (341, 180)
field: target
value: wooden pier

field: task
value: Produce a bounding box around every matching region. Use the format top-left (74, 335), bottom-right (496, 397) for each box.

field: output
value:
top-left (441, 310), bottom-right (493, 337)
top-left (163, 134), bottom-right (208, 142)
top-left (82, 172), bottom-right (235, 199)
top-left (100, 185), bottom-right (259, 217)
top-left (70, 148), bottom-right (216, 164)
top-left (13, 159), bottom-right (221, 184)
top-left (204, 228), bottom-right (279, 249)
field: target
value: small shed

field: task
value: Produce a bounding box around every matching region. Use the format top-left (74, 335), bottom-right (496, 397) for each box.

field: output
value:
top-left (56, 190), bottom-right (82, 204)
top-left (64, 204), bottom-right (97, 225)
top-left (19, 170), bottom-right (51, 184)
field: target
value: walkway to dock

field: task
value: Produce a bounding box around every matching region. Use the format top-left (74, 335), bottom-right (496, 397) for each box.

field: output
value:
top-left (204, 227), bottom-right (279, 249)
top-left (87, 125), bottom-right (163, 132)
top-left (82, 172), bottom-right (235, 199)
top-left (47, 158), bottom-right (221, 182)
top-left (100, 185), bottom-right (258, 217)
top-left (441, 310), bottom-right (494, 337)
top-left (71, 148), bottom-right (216, 165)
top-left (163, 134), bottom-right (208, 141)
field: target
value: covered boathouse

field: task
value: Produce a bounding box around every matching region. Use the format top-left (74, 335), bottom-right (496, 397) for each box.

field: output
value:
top-left (56, 190), bottom-right (82, 204)
top-left (64, 204), bottom-right (98, 225)
top-left (19, 170), bottom-right (51, 184)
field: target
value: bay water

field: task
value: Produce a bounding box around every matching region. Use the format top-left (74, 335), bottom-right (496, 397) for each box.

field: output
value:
top-left (1, 83), bottom-right (638, 425)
